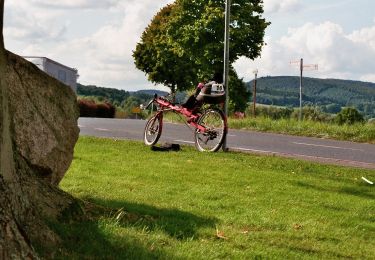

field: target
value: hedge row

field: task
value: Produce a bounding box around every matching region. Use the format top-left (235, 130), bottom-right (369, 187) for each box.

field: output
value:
top-left (78, 99), bottom-right (116, 118)
top-left (245, 105), bottom-right (366, 124)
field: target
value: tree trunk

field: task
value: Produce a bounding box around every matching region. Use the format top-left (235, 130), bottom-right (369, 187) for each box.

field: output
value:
top-left (0, 1), bottom-right (81, 257)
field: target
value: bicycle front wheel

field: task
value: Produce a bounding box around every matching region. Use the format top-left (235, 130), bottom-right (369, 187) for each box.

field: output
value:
top-left (144, 114), bottom-right (163, 146)
top-left (194, 109), bottom-right (226, 152)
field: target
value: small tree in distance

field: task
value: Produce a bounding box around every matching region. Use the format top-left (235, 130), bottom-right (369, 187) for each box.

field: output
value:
top-left (335, 107), bottom-right (364, 125)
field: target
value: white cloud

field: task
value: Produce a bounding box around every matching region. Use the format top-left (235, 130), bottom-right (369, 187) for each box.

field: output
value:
top-left (59, 0), bottom-right (173, 89)
top-left (4, 0), bottom-right (173, 90)
top-left (29, 0), bottom-right (120, 10)
top-left (234, 21), bottom-right (375, 83)
top-left (348, 22), bottom-right (375, 51)
top-left (4, 0), bottom-right (375, 90)
top-left (360, 74), bottom-right (375, 83)
top-left (264, 0), bottom-right (302, 14)
top-left (4, 1), bottom-right (68, 43)
top-left (4, 10), bottom-right (66, 42)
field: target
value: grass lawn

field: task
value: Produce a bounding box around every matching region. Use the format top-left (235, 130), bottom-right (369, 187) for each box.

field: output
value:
top-left (58, 136), bottom-right (375, 259)
top-left (162, 111), bottom-right (375, 144)
top-left (228, 117), bottom-right (375, 144)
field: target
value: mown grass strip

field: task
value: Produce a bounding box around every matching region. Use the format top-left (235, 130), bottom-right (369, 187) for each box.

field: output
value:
top-left (229, 117), bottom-right (375, 144)
top-left (58, 136), bottom-right (375, 259)
top-left (159, 111), bottom-right (375, 144)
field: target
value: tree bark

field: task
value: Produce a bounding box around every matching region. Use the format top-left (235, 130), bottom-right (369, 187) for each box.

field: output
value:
top-left (0, 1), bottom-right (81, 257)
top-left (0, 0), bottom-right (3, 49)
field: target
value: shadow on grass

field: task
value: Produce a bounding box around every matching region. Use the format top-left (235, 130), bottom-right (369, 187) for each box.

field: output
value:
top-left (339, 186), bottom-right (375, 200)
top-left (49, 198), bottom-right (217, 259)
top-left (265, 237), bottom-right (356, 259)
top-left (293, 181), bottom-right (374, 200)
top-left (88, 197), bottom-right (218, 240)
top-left (50, 220), bottom-right (170, 259)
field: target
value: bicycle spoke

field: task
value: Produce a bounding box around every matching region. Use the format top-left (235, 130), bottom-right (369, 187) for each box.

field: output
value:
top-left (194, 109), bottom-right (226, 152)
top-left (144, 115), bottom-right (162, 146)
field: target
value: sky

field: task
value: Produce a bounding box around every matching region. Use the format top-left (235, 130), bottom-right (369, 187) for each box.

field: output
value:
top-left (3, 0), bottom-right (375, 91)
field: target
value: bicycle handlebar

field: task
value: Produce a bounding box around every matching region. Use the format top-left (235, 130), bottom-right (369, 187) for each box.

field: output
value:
top-left (145, 99), bottom-right (154, 109)
top-left (144, 94), bottom-right (159, 109)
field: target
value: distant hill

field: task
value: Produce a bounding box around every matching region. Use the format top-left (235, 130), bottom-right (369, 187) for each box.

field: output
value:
top-left (77, 84), bottom-right (169, 104)
top-left (77, 83), bottom-right (130, 104)
top-left (135, 89), bottom-right (168, 96)
top-left (77, 78), bottom-right (375, 118)
top-left (77, 83), bottom-right (185, 104)
top-left (246, 76), bottom-right (375, 118)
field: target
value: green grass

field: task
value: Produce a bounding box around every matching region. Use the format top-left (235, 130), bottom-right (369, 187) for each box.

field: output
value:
top-left (58, 136), bottom-right (375, 259)
top-left (155, 110), bottom-right (375, 144)
top-left (229, 116), bottom-right (375, 144)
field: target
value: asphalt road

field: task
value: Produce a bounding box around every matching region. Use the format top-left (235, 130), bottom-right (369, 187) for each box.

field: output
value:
top-left (78, 117), bottom-right (375, 169)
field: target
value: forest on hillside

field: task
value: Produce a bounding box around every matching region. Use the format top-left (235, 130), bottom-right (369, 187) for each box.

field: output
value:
top-left (77, 76), bottom-right (375, 119)
top-left (246, 76), bottom-right (375, 119)
top-left (77, 84), bottom-right (169, 105)
top-left (76, 83), bottom-right (169, 118)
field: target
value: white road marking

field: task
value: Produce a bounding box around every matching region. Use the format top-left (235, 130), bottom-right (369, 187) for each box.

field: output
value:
top-left (233, 147), bottom-right (273, 154)
top-left (94, 128), bottom-right (111, 132)
top-left (292, 142), bottom-right (364, 152)
top-left (174, 140), bottom-right (195, 144)
top-left (78, 124), bottom-right (85, 128)
top-left (228, 134), bottom-right (236, 137)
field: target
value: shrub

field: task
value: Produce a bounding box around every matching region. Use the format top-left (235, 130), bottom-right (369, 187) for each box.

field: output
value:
top-left (78, 99), bottom-right (97, 117)
top-left (247, 105), bottom-right (294, 120)
top-left (335, 107), bottom-right (364, 125)
top-left (96, 102), bottom-right (116, 118)
top-left (292, 106), bottom-right (333, 122)
top-left (78, 98), bottom-right (116, 118)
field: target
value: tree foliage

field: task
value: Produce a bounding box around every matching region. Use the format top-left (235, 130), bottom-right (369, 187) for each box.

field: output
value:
top-left (78, 98), bottom-right (116, 118)
top-left (227, 68), bottom-right (251, 112)
top-left (246, 76), bottom-right (375, 118)
top-left (133, 0), bottom-right (269, 107)
top-left (335, 107), bottom-right (364, 125)
top-left (168, 0), bottom-right (269, 78)
top-left (133, 4), bottom-right (196, 93)
top-left (77, 83), bottom-right (130, 104)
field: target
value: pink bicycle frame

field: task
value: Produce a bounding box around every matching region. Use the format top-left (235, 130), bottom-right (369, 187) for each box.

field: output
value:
top-left (153, 96), bottom-right (207, 132)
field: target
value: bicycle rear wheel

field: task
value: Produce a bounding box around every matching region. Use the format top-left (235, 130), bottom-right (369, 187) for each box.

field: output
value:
top-left (144, 114), bottom-right (163, 146)
top-left (194, 109), bottom-right (226, 152)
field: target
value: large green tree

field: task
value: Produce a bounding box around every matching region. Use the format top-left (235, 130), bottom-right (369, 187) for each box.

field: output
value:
top-left (133, 4), bottom-right (196, 93)
top-left (168, 0), bottom-right (268, 78)
top-left (228, 68), bottom-right (251, 112)
top-left (133, 0), bottom-right (268, 110)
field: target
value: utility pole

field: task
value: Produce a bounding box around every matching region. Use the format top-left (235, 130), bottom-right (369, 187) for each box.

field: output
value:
top-left (222, 0), bottom-right (231, 151)
top-left (299, 58), bottom-right (303, 121)
top-left (252, 69), bottom-right (258, 117)
top-left (290, 59), bottom-right (318, 121)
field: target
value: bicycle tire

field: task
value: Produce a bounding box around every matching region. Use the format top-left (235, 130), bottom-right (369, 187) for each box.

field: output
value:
top-left (144, 114), bottom-right (163, 146)
top-left (194, 108), bottom-right (226, 152)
